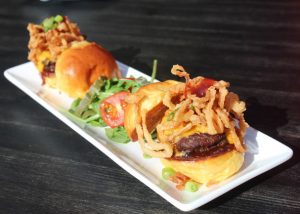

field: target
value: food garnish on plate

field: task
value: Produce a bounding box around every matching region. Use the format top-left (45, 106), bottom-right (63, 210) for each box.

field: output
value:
top-left (67, 60), bottom-right (158, 144)
top-left (27, 15), bottom-right (120, 98)
top-left (27, 16), bottom-right (248, 192)
top-left (124, 65), bottom-right (249, 190)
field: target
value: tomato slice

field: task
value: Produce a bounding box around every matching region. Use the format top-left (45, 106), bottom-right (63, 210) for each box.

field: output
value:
top-left (100, 91), bottom-right (129, 128)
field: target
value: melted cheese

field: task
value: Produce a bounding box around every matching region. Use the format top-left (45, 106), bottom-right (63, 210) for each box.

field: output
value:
top-left (162, 121), bottom-right (234, 145)
top-left (159, 110), bottom-right (234, 144)
top-left (37, 51), bottom-right (51, 72)
top-left (226, 131), bottom-right (235, 145)
top-left (181, 125), bottom-right (208, 137)
top-left (162, 123), bottom-right (208, 141)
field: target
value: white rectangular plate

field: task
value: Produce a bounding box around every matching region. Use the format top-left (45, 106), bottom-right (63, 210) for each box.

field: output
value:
top-left (4, 62), bottom-right (293, 212)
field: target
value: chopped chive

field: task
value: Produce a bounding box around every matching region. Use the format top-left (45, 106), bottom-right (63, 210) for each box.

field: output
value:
top-left (162, 167), bottom-right (176, 180)
top-left (150, 59), bottom-right (158, 83)
top-left (42, 17), bottom-right (55, 32)
top-left (189, 105), bottom-right (195, 111)
top-left (54, 15), bottom-right (63, 23)
top-left (185, 181), bottom-right (199, 192)
top-left (167, 111), bottom-right (175, 121)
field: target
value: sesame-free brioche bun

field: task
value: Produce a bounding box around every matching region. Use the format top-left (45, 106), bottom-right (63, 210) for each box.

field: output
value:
top-left (44, 76), bottom-right (57, 89)
top-left (124, 80), bottom-right (180, 141)
top-left (55, 41), bottom-right (120, 98)
top-left (161, 149), bottom-right (244, 185)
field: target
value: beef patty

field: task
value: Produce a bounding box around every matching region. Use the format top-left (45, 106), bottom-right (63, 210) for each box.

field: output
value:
top-left (170, 133), bottom-right (234, 161)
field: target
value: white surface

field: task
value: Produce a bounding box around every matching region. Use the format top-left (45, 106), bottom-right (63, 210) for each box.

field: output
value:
top-left (4, 62), bottom-right (293, 212)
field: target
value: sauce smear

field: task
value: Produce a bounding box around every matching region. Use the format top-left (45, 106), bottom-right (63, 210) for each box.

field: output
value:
top-left (190, 78), bottom-right (215, 97)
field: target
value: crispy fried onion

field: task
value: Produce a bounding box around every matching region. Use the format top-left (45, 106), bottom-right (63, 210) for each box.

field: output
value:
top-left (171, 64), bottom-right (191, 98)
top-left (160, 66), bottom-right (249, 153)
top-left (171, 65), bottom-right (190, 83)
top-left (132, 95), bottom-right (173, 158)
top-left (132, 66), bottom-right (248, 157)
top-left (135, 107), bottom-right (173, 158)
top-left (27, 17), bottom-right (85, 65)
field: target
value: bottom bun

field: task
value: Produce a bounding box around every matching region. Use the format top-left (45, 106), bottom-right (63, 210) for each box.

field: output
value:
top-left (44, 76), bottom-right (56, 88)
top-left (161, 150), bottom-right (244, 185)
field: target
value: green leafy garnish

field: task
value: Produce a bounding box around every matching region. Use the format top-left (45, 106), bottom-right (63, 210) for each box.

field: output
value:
top-left (70, 98), bottom-right (81, 112)
top-left (54, 15), bottom-right (63, 23)
top-left (166, 109), bottom-right (177, 121)
top-left (42, 15), bottom-right (64, 32)
top-left (69, 76), bottom-right (150, 128)
top-left (151, 130), bottom-right (157, 139)
top-left (150, 59), bottom-right (158, 83)
top-left (67, 59), bottom-right (159, 144)
top-left (162, 167), bottom-right (176, 180)
top-left (105, 126), bottom-right (130, 144)
top-left (185, 181), bottom-right (199, 192)
top-left (73, 77), bottom-right (106, 117)
top-left (189, 105), bottom-right (195, 111)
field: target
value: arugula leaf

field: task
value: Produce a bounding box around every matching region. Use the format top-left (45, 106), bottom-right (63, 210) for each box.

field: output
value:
top-left (105, 126), bottom-right (130, 144)
top-left (73, 77), bottom-right (106, 117)
top-left (70, 98), bottom-right (81, 112)
top-left (88, 117), bottom-right (107, 127)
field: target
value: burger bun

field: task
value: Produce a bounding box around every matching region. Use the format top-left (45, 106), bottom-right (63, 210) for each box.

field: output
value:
top-left (161, 150), bottom-right (244, 185)
top-left (55, 41), bottom-right (120, 98)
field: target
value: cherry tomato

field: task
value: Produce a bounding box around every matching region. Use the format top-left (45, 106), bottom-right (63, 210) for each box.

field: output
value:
top-left (100, 91), bottom-right (129, 128)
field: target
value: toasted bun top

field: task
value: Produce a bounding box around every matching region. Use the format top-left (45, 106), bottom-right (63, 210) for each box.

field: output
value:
top-left (55, 42), bottom-right (120, 98)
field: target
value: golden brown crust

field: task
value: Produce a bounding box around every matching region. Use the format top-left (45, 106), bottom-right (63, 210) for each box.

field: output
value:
top-left (161, 149), bottom-right (244, 184)
top-left (55, 42), bottom-right (120, 98)
top-left (124, 80), bottom-right (180, 141)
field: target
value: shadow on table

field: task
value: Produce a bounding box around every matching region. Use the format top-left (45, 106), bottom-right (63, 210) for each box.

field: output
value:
top-left (111, 46), bottom-right (151, 73)
top-left (199, 97), bottom-right (300, 211)
top-left (245, 97), bottom-right (288, 140)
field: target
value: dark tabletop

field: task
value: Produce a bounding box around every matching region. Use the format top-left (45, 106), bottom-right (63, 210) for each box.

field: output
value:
top-left (1, 0), bottom-right (300, 213)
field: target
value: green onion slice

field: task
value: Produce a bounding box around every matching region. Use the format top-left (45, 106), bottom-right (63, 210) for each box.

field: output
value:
top-left (162, 167), bottom-right (176, 180)
top-left (54, 15), bottom-right (63, 23)
top-left (184, 181), bottom-right (199, 192)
